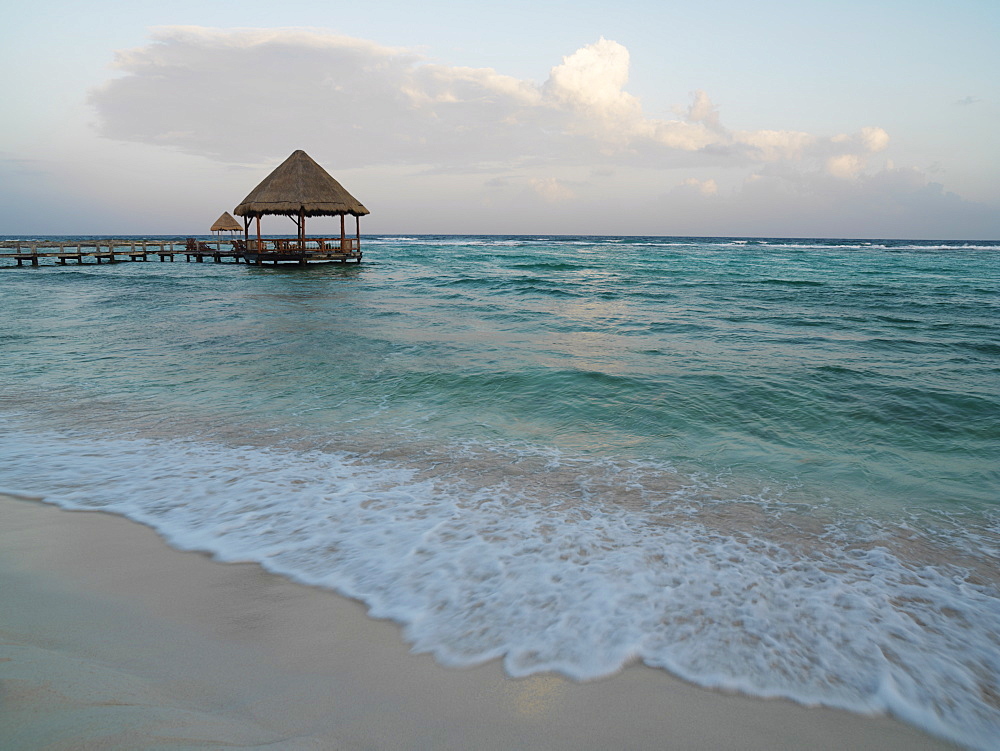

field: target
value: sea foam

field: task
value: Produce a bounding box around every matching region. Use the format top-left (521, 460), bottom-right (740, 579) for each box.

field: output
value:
top-left (1, 421), bottom-right (997, 750)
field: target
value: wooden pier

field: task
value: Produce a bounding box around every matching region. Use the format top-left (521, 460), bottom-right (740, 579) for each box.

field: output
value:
top-left (239, 238), bottom-right (362, 265)
top-left (0, 238), bottom-right (362, 268)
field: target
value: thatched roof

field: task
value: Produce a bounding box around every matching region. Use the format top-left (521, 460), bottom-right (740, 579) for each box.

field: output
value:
top-left (233, 150), bottom-right (369, 218)
top-left (210, 211), bottom-right (242, 232)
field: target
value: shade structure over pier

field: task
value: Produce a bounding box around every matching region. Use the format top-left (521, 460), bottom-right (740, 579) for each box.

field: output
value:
top-left (210, 211), bottom-right (242, 235)
top-left (233, 150), bottom-right (369, 249)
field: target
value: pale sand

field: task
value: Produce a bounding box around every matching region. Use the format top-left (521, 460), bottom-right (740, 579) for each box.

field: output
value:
top-left (0, 493), bottom-right (959, 750)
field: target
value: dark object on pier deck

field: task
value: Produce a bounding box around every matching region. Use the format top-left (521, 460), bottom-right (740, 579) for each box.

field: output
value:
top-left (185, 238), bottom-right (243, 263)
top-left (233, 150), bottom-right (368, 264)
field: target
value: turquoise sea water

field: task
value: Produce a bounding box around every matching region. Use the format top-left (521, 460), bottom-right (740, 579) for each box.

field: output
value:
top-left (2, 236), bottom-right (998, 748)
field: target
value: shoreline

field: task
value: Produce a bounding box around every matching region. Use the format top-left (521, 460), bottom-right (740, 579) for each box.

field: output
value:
top-left (0, 492), bottom-right (960, 750)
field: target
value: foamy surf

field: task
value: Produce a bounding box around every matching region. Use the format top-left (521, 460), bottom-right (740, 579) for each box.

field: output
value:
top-left (1, 420), bottom-right (997, 751)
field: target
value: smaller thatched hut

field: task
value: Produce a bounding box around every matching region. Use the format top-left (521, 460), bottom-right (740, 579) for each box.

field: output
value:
top-left (210, 211), bottom-right (242, 235)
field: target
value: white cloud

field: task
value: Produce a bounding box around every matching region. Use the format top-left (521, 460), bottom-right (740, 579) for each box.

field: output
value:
top-left (678, 177), bottom-right (718, 196)
top-left (859, 126), bottom-right (890, 153)
top-left (686, 90), bottom-right (720, 128)
top-left (544, 37), bottom-right (638, 119)
top-left (75, 27), bottom-right (1000, 238)
top-left (826, 154), bottom-right (865, 179)
top-left (645, 162), bottom-right (998, 239)
top-left (91, 27), bottom-right (561, 170)
top-left (90, 27), bottom-right (886, 178)
top-left (819, 127), bottom-right (890, 177)
top-left (529, 177), bottom-right (576, 202)
top-left (732, 129), bottom-right (816, 162)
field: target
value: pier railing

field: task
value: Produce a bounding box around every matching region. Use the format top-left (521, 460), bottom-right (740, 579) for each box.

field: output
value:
top-left (244, 237), bottom-right (360, 253)
top-left (0, 239), bottom-right (201, 266)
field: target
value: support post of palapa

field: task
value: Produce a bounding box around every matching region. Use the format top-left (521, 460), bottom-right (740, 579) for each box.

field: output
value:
top-left (255, 216), bottom-right (263, 264)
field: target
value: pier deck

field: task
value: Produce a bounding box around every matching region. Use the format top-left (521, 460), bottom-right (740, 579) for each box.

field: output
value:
top-left (240, 238), bottom-right (362, 265)
top-left (0, 238), bottom-right (363, 268)
top-left (0, 240), bottom-right (229, 267)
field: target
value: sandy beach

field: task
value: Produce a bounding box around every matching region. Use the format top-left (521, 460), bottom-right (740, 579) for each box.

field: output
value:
top-left (0, 492), bottom-right (960, 750)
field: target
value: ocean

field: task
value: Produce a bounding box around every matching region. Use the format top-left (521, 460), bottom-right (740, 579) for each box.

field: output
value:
top-left (1, 235), bottom-right (998, 748)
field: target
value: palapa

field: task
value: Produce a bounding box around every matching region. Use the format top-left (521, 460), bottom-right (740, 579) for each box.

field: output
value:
top-left (232, 150), bottom-right (369, 259)
top-left (210, 211), bottom-right (242, 233)
top-left (233, 150), bottom-right (368, 219)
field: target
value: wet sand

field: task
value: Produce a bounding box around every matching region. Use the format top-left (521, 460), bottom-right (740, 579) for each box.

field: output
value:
top-left (0, 493), bottom-right (959, 750)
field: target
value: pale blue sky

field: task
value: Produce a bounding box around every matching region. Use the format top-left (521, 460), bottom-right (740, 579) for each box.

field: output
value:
top-left (2, 0), bottom-right (997, 237)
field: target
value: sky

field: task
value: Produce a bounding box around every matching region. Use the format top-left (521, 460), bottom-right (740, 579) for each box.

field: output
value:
top-left (2, 0), bottom-right (998, 238)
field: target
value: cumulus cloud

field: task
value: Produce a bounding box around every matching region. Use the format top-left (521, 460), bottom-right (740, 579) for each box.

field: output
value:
top-left (826, 154), bottom-right (865, 179)
top-left (686, 90), bottom-right (721, 129)
top-left (82, 27), bottom-right (1000, 238)
top-left (90, 27), bottom-right (888, 179)
top-left (544, 37), bottom-right (638, 120)
top-left (90, 27), bottom-right (559, 169)
top-left (678, 177), bottom-right (718, 196)
top-left (646, 161), bottom-right (998, 239)
top-left (858, 126), bottom-right (890, 153)
top-left (529, 177), bottom-right (576, 202)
